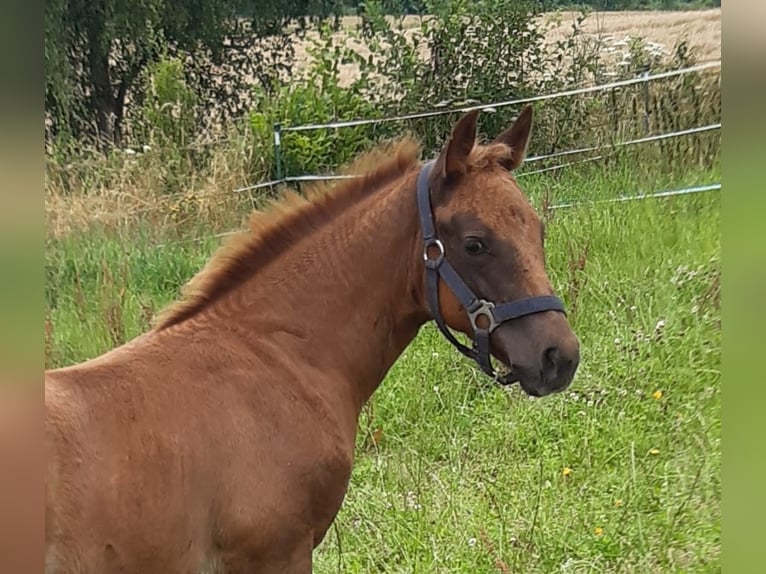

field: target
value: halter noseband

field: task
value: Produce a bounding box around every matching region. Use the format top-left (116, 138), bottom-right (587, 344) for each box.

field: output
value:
top-left (416, 160), bottom-right (567, 385)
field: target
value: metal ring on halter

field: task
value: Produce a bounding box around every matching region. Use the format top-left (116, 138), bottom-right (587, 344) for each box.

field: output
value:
top-left (422, 238), bottom-right (445, 267)
top-left (467, 300), bottom-right (500, 333)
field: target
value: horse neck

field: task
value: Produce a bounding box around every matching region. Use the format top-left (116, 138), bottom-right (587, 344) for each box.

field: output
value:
top-left (195, 169), bottom-right (429, 411)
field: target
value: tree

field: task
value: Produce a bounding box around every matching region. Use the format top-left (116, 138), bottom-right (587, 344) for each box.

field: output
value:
top-left (45, 0), bottom-right (341, 146)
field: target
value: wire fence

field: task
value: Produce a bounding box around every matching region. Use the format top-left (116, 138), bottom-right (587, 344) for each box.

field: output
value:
top-left (49, 59), bottom-right (719, 159)
top-left (231, 61), bottom-right (720, 194)
top-left (69, 60), bottom-right (720, 241)
top-left (159, 180), bottom-right (721, 248)
top-left (549, 182), bottom-right (721, 210)
top-left (74, 91), bottom-right (720, 224)
top-left (232, 121), bottom-right (721, 193)
top-left (524, 123), bottom-right (720, 164)
top-left (68, 117), bottom-right (721, 221)
top-left (279, 61), bottom-right (721, 133)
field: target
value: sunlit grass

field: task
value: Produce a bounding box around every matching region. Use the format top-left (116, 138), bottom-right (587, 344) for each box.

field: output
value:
top-left (45, 161), bottom-right (720, 572)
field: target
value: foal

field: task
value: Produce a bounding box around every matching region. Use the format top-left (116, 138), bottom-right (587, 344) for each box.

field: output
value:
top-left (45, 107), bottom-right (579, 572)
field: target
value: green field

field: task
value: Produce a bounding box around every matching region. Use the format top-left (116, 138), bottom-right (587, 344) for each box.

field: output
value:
top-left (45, 157), bottom-right (720, 572)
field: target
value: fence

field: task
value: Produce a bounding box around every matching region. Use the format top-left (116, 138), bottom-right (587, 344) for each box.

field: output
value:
top-left (159, 180), bottom-right (721, 248)
top-left (89, 60), bottom-right (720, 245)
top-left (147, 60), bottom-right (724, 246)
top-left (232, 122), bottom-right (720, 191)
top-left (232, 60), bottom-right (721, 195)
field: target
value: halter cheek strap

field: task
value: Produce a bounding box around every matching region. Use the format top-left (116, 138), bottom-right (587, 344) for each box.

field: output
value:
top-left (416, 160), bottom-right (566, 384)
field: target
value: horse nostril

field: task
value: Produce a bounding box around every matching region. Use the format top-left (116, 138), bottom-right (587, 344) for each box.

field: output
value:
top-left (544, 346), bottom-right (559, 367)
top-left (542, 346), bottom-right (560, 381)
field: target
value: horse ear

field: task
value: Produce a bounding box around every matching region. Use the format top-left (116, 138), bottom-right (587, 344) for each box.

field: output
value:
top-left (434, 109), bottom-right (480, 182)
top-left (493, 105), bottom-right (534, 171)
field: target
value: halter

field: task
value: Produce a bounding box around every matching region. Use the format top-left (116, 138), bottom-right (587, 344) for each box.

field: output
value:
top-left (416, 160), bottom-right (567, 385)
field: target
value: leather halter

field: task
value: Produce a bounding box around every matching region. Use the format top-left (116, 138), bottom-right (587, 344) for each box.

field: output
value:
top-left (416, 160), bottom-right (567, 385)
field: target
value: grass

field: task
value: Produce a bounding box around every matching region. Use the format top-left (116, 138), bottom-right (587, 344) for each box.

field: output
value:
top-left (45, 156), bottom-right (720, 572)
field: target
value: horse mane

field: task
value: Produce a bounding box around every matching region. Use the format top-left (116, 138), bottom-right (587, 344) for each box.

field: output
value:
top-left (153, 136), bottom-right (422, 331)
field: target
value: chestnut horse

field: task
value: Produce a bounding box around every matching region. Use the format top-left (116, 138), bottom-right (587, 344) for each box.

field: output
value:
top-left (45, 107), bottom-right (579, 573)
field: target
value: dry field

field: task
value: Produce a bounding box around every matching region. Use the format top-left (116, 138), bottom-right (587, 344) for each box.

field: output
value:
top-left (541, 9), bottom-right (720, 61)
top-left (291, 9), bottom-right (721, 85)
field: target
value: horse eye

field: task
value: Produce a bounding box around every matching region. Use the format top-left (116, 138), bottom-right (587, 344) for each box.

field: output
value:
top-left (463, 237), bottom-right (486, 255)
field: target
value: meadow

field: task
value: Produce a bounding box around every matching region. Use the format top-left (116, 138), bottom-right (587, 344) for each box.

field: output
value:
top-left (45, 146), bottom-right (721, 571)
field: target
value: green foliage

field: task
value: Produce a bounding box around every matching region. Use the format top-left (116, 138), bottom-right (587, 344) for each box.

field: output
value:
top-left (256, 0), bottom-right (719, 180)
top-left (44, 0), bottom-right (343, 146)
top-left (251, 0), bottom-right (560, 176)
top-left (248, 23), bottom-right (382, 176)
top-left (45, 0), bottom-right (720, 219)
top-left (138, 57), bottom-right (197, 147)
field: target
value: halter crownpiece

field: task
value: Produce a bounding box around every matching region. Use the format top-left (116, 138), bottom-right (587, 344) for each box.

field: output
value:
top-left (416, 160), bottom-right (567, 385)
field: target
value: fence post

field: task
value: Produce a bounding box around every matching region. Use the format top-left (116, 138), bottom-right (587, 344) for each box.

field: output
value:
top-left (273, 123), bottom-right (283, 180)
top-left (641, 68), bottom-right (651, 135)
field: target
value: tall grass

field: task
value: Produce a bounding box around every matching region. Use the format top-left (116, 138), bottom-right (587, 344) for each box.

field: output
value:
top-left (45, 155), bottom-right (720, 570)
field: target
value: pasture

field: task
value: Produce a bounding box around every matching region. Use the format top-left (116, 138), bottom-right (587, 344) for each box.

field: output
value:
top-left (45, 153), bottom-right (720, 571)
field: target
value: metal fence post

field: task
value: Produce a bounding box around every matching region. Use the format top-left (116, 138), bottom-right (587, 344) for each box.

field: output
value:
top-left (642, 69), bottom-right (651, 135)
top-left (273, 123), bottom-right (283, 180)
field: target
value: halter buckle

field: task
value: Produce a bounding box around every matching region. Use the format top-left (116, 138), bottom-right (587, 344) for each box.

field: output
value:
top-left (467, 299), bottom-right (500, 333)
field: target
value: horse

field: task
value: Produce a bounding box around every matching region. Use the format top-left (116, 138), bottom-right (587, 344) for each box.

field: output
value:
top-left (45, 106), bottom-right (580, 573)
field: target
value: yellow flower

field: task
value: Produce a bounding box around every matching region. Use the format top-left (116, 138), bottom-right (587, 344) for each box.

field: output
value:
top-left (614, 499), bottom-right (623, 508)
top-left (594, 527), bottom-right (604, 536)
top-left (652, 390), bottom-right (663, 400)
top-left (562, 467), bottom-right (572, 477)
top-left (649, 448), bottom-right (660, 455)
